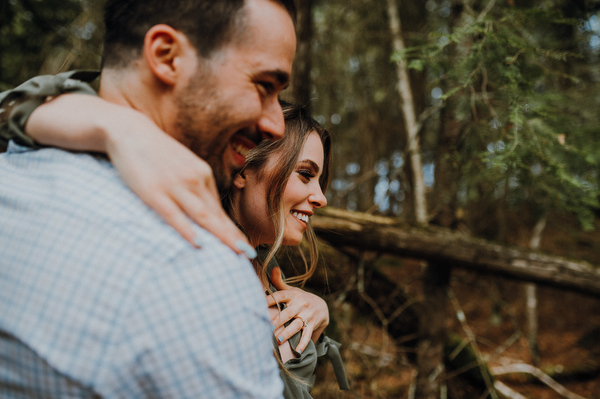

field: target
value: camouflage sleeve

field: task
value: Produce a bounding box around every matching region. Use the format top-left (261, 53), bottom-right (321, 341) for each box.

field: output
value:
top-left (0, 70), bottom-right (100, 150)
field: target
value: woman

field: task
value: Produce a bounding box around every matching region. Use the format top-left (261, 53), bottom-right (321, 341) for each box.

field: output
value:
top-left (227, 101), bottom-right (330, 349)
top-left (226, 101), bottom-right (349, 396)
top-left (0, 79), bottom-right (349, 395)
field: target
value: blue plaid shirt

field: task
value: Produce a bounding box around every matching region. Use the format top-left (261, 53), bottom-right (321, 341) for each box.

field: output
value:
top-left (0, 143), bottom-right (284, 398)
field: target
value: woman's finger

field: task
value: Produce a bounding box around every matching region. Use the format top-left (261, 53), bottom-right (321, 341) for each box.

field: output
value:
top-left (266, 289), bottom-right (294, 308)
top-left (294, 320), bottom-right (314, 354)
top-left (107, 117), bottom-right (255, 257)
top-left (275, 317), bottom-right (311, 349)
top-left (170, 185), bottom-right (253, 256)
top-left (270, 304), bottom-right (300, 330)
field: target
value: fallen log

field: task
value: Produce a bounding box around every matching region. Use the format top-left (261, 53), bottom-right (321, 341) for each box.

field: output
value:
top-left (312, 208), bottom-right (600, 298)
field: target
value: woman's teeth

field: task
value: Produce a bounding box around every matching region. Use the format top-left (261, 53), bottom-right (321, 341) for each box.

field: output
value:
top-left (291, 211), bottom-right (309, 223)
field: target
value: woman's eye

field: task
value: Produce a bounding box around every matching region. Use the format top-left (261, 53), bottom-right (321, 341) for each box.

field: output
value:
top-left (298, 170), bottom-right (315, 180)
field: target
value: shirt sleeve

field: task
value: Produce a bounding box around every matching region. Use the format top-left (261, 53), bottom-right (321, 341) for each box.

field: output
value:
top-left (0, 70), bottom-right (99, 150)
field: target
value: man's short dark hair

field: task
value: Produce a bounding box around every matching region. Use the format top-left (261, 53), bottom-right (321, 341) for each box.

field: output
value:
top-left (102, 0), bottom-right (296, 68)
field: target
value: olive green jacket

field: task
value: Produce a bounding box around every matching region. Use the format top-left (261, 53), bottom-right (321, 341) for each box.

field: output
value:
top-left (264, 252), bottom-right (349, 398)
top-left (0, 70), bottom-right (99, 150)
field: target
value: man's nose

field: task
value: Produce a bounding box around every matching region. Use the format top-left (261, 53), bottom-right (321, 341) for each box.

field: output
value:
top-left (257, 98), bottom-right (285, 141)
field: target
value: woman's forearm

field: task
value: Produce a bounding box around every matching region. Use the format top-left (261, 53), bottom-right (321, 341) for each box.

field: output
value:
top-left (26, 94), bottom-right (135, 153)
top-left (11, 79), bottom-right (253, 256)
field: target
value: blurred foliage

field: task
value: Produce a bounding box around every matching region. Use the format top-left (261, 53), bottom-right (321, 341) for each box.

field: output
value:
top-left (309, 0), bottom-right (414, 213)
top-left (308, 0), bottom-right (600, 238)
top-left (411, 1), bottom-right (600, 232)
top-left (0, 0), bottom-right (104, 91)
top-left (2, 0), bottom-right (600, 236)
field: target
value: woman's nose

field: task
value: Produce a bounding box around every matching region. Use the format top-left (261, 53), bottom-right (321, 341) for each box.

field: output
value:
top-left (309, 187), bottom-right (327, 208)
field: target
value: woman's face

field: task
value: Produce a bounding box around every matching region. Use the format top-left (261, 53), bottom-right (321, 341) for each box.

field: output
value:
top-left (232, 132), bottom-right (327, 247)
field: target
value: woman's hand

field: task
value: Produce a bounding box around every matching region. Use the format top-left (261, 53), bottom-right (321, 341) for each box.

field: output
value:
top-left (106, 113), bottom-right (253, 254)
top-left (26, 94), bottom-right (253, 256)
top-left (267, 267), bottom-right (329, 354)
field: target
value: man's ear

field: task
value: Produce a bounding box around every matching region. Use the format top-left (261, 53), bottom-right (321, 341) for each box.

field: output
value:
top-left (143, 24), bottom-right (195, 86)
top-left (233, 172), bottom-right (247, 189)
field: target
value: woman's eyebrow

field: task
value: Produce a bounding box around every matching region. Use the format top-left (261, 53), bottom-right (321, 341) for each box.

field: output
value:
top-left (298, 159), bottom-right (320, 173)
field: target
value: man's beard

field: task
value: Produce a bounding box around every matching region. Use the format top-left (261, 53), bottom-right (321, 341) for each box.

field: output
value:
top-left (185, 130), bottom-right (236, 196)
top-left (174, 73), bottom-right (237, 196)
top-left (208, 155), bottom-right (234, 196)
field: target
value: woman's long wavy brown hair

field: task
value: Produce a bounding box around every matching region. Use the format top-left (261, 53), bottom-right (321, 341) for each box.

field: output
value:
top-left (222, 100), bottom-right (331, 287)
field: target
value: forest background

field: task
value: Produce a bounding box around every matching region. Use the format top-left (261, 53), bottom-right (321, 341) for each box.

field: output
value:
top-left (2, 0), bottom-right (600, 397)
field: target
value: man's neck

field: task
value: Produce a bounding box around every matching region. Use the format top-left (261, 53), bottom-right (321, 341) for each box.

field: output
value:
top-left (98, 68), bottom-right (142, 109)
top-left (98, 66), bottom-right (177, 137)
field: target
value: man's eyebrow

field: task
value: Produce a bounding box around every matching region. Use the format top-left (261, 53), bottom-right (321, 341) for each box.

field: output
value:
top-left (264, 70), bottom-right (290, 87)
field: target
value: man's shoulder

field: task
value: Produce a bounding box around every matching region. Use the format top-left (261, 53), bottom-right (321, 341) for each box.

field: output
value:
top-left (3, 143), bottom-right (145, 214)
top-left (0, 142), bottom-right (264, 314)
top-left (0, 144), bottom-right (187, 258)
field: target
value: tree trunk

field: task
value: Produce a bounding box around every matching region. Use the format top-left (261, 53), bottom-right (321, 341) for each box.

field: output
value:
top-left (385, 0), bottom-right (427, 224)
top-left (385, 2), bottom-right (440, 394)
top-left (415, 261), bottom-right (450, 398)
top-left (289, 0), bottom-right (313, 108)
top-left (526, 214), bottom-right (547, 366)
top-left (312, 207), bottom-right (600, 297)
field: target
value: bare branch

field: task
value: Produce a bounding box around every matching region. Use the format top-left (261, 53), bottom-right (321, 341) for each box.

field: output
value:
top-left (448, 289), bottom-right (498, 399)
top-left (494, 381), bottom-right (528, 399)
top-left (492, 364), bottom-right (587, 399)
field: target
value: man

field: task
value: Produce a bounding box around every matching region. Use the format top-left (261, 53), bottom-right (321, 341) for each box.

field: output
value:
top-left (0, 0), bottom-right (296, 397)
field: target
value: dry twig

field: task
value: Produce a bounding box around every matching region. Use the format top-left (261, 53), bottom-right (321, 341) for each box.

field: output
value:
top-left (448, 289), bottom-right (499, 399)
top-left (492, 363), bottom-right (587, 399)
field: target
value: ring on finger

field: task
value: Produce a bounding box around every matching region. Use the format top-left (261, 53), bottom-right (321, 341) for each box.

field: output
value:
top-left (296, 316), bottom-right (309, 329)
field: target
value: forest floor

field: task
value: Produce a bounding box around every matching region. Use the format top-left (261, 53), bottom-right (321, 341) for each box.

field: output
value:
top-left (312, 264), bottom-right (600, 398)
top-left (310, 216), bottom-right (600, 398)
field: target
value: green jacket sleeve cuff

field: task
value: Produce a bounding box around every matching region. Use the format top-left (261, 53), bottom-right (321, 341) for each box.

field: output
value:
top-left (0, 70), bottom-right (100, 150)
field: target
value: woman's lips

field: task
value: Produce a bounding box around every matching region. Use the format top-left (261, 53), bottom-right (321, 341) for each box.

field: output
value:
top-left (291, 210), bottom-right (309, 228)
